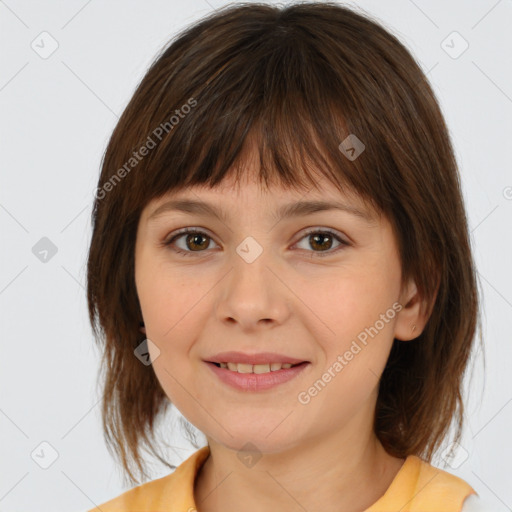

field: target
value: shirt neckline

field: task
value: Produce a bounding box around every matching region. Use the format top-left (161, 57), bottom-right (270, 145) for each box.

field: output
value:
top-left (188, 446), bottom-right (420, 512)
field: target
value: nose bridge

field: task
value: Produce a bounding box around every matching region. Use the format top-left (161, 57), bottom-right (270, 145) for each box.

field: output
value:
top-left (231, 233), bottom-right (276, 301)
top-left (216, 233), bottom-right (290, 327)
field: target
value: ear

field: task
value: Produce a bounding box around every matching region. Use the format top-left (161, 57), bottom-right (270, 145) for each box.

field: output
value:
top-left (394, 277), bottom-right (436, 341)
top-left (139, 321), bottom-right (146, 335)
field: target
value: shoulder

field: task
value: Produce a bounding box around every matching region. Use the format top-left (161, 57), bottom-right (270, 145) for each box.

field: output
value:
top-left (87, 472), bottom-right (174, 512)
top-left (411, 455), bottom-right (476, 494)
top-left (397, 455), bottom-right (478, 511)
top-left (87, 446), bottom-right (210, 512)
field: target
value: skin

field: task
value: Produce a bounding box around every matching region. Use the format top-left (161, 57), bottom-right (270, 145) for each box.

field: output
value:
top-left (134, 151), bottom-right (430, 512)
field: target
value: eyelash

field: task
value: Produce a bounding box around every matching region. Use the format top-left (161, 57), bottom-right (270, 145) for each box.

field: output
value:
top-left (161, 227), bottom-right (350, 258)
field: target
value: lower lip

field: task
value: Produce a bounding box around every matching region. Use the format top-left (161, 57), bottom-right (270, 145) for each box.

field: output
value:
top-left (205, 361), bottom-right (310, 392)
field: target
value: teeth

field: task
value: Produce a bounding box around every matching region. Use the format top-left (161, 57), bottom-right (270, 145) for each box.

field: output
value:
top-left (219, 362), bottom-right (295, 373)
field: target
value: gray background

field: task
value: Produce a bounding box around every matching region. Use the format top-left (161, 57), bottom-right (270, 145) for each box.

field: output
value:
top-left (1, 0), bottom-right (511, 511)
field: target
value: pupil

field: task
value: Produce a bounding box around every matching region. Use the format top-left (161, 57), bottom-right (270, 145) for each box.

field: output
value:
top-left (312, 233), bottom-right (332, 251)
top-left (188, 233), bottom-right (208, 251)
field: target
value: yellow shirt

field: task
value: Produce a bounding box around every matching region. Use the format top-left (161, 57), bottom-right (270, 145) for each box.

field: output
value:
top-left (90, 445), bottom-right (477, 512)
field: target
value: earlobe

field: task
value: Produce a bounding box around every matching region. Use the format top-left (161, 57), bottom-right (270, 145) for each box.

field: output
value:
top-left (393, 280), bottom-right (429, 341)
top-left (139, 321), bottom-right (146, 335)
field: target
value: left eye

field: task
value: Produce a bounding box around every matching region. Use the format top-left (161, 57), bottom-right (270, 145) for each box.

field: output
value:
top-left (294, 229), bottom-right (349, 256)
top-left (163, 228), bottom-right (350, 258)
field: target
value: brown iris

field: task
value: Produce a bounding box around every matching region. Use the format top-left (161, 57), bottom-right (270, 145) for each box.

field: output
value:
top-left (185, 233), bottom-right (210, 251)
top-left (309, 233), bottom-right (334, 252)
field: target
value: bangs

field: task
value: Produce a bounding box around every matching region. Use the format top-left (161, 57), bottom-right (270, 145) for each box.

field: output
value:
top-left (125, 21), bottom-right (387, 218)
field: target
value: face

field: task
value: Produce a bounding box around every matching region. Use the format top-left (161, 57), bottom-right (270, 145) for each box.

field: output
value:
top-left (134, 162), bottom-right (418, 455)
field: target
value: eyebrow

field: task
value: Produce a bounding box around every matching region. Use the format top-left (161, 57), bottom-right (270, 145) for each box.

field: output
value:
top-left (147, 198), bottom-right (377, 224)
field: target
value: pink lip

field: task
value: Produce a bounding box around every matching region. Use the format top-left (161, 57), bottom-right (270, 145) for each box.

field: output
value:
top-left (205, 361), bottom-right (310, 392)
top-left (205, 351), bottom-right (308, 365)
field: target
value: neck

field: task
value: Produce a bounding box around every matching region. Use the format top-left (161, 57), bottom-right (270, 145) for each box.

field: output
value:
top-left (193, 414), bottom-right (405, 512)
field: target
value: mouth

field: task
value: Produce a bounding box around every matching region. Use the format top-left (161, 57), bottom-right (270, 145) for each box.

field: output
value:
top-left (205, 360), bottom-right (311, 392)
top-left (209, 361), bottom-right (307, 373)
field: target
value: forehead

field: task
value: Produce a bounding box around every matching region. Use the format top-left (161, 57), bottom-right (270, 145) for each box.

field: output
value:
top-left (143, 168), bottom-right (380, 227)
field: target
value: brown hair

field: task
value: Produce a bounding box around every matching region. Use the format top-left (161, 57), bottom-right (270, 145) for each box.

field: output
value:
top-left (86, 1), bottom-right (483, 485)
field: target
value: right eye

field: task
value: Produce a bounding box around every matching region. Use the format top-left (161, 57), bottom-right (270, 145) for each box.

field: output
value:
top-left (163, 228), bottom-right (218, 257)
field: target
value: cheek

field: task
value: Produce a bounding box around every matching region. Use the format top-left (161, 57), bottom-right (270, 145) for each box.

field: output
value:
top-left (293, 260), bottom-right (400, 380)
top-left (136, 262), bottom-right (217, 399)
top-left (139, 267), bottom-right (210, 406)
top-left (297, 263), bottom-right (395, 335)
top-left (136, 252), bottom-right (208, 339)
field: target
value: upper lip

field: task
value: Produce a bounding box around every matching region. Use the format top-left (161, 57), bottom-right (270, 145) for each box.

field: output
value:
top-left (205, 351), bottom-right (309, 365)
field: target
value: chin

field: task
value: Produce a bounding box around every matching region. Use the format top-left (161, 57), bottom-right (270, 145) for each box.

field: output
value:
top-left (209, 428), bottom-right (299, 455)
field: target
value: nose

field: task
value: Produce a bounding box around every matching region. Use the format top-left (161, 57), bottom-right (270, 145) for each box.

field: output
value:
top-left (215, 247), bottom-right (291, 331)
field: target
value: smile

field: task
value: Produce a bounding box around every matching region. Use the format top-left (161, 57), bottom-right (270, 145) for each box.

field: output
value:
top-left (205, 361), bottom-right (310, 392)
top-left (213, 362), bottom-right (302, 373)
